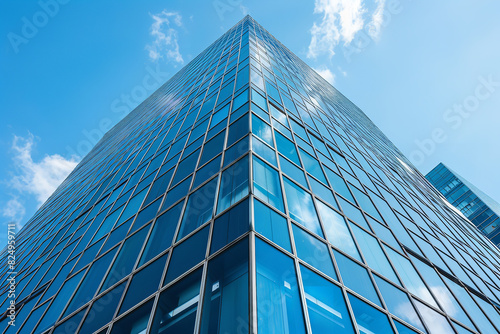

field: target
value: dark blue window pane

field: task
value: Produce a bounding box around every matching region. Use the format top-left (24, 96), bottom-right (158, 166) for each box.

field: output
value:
top-left (199, 130), bottom-right (226, 166)
top-left (283, 177), bottom-right (322, 237)
top-left (223, 135), bottom-right (249, 167)
top-left (171, 148), bottom-right (200, 185)
top-left (35, 269), bottom-right (85, 332)
top-left (256, 238), bottom-right (306, 334)
top-left (150, 268), bottom-right (203, 334)
top-left (254, 199), bottom-right (291, 252)
top-left (193, 155), bottom-right (221, 189)
top-left (178, 177), bottom-right (218, 240)
top-left (161, 175), bottom-right (192, 211)
top-left (200, 238), bottom-right (249, 334)
top-left (334, 250), bottom-right (381, 306)
top-left (79, 282), bottom-right (126, 333)
top-left (253, 156), bottom-right (284, 212)
top-left (52, 309), bottom-right (86, 334)
top-left (211, 199), bottom-right (249, 253)
top-left (292, 224), bottom-right (336, 279)
top-left (100, 225), bottom-right (150, 292)
top-left (144, 170), bottom-right (172, 205)
top-left (227, 113), bottom-right (249, 147)
top-left (63, 247), bottom-right (118, 317)
top-left (217, 155), bottom-right (249, 213)
top-left (99, 218), bottom-right (133, 255)
top-left (164, 226), bottom-right (209, 284)
top-left (111, 299), bottom-right (154, 334)
top-left (119, 254), bottom-right (167, 314)
top-left (349, 294), bottom-right (395, 334)
top-left (300, 265), bottom-right (355, 334)
top-left (139, 201), bottom-right (183, 266)
top-left (130, 197), bottom-right (161, 233)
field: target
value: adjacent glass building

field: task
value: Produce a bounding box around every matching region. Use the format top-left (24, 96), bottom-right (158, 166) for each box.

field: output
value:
top-left (1, 15), bottom-right (500, 334)
top-left (426, 163), bottom-right (500, 247)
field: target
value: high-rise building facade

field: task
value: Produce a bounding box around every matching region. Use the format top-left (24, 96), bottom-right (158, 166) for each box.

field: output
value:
top-left (1, 16), bottom-right (500, 334)
top-left (426, 163), bottom-right (500, 247)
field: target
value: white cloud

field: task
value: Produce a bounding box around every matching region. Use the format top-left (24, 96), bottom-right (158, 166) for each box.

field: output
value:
top-left (2, 197), bottom-right (25, 224)
top-left (314, 66), bottom-right (336, 84)
top-left (8, 133), bottom-right (79, 205)
top-left (308, 0), bottom-right (386, 58)
top-left (146, 10), bottom-right (184, 64)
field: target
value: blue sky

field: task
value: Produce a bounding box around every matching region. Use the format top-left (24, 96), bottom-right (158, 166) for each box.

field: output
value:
top-left (1, 0), bottom-right (499, 246)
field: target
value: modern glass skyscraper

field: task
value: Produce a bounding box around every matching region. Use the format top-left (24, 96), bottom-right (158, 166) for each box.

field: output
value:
top-left (1, 15), bottom-right (500, 334)
top-left (426, 163), bottom-right (500, 247)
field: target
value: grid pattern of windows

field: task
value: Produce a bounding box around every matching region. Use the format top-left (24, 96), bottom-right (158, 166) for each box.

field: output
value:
top-left (426, 163), bottom-right (500, 246)
top-left (1, 16), bottom-right (500, 334)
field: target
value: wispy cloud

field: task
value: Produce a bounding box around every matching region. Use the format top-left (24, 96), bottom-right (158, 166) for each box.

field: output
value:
top-left (2, 197), bottom-right (25, 226)
top-left (308, 0), bottom-right (386, 58)
top-left (7, 133), bottom-right (79, 206)
top-left (314, 66), bottom-right (336, 85)
top-left (146, 10), bottom-right (184, 64)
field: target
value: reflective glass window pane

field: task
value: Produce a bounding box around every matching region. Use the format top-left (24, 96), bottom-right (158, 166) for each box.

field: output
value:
top-left (111, 299), bottom-right (154, 334)
top-left (316, 200), bottom-right (360, 261)
top-left (373, 275), bottom-right (426, 332)
top-left (100, 225), bottom-right (150, 292)
top-left (193, 154), bottom-right (222, 189)
top-left (253, 156), bottom-right (284, 212)
top-left (256, 238), bottom-right (306, 334)
top-left (300, 265), bottom-right (355, 334)
top-left (35, 269), bottom-right (86, 332)
top-left (252, 135), bottom-right (277, 167)
top-left (79, 282), bottom-right (126, 333)
top-left (200, 239), bottom-right (249, 334)
top-left (139, 201), bottom-right (183, 266)
top-left (414, 299), bottom-right (454, 334)
top-left (63, 247), bottom-right (119, 317)
top-left (394, 321), bottom-right (422, 334)
top-left (279, 155), bottom-right (308, 188)
top-left (275, 131), bottom-right (300, 165)
top-left (350, 225), bottom-right (399, 284)
top-left (119, 254), bottom-right (167, 315)
top-left (292, 224), bottom-right (336, 279)
top-left (164, 225), bottom-right (209, 284)
top-left (227, 113), bottom-right (249, 147)
top-left (334, 251), bottom-right (381, 307)
top-left (217, 155), bottom-right (249, 213)
top-left (223, 135), bottom-right (249, 167)
top-left (252, 114), bottom-right (273, 146)
top-left (298, 148), bottom-right (327, 184)
top-left (283, 177), bottom-right (323, 237)
top-left (52, 309), bottom-right (86, 334)
top-left (254, 199), bottom-right (291, 252)
top-left (178, 177), bottom-right (218, 240)
top-left (211, 199), bottom-right (249, 253)
top-left (384, 247), bottom-right (437, 308)
top-left (410, 255), bottom-right (474, 329)
top-left (348, 294), bottom-right (395, 334)
top-left (150, 268), bottom-right (203, 334)
top-left (444, 276), bottom-right (497, 333)
top-left (199, 130), bottom-right (226, 166)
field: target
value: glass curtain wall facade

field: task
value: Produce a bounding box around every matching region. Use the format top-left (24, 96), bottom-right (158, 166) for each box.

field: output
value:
top-left (1, 15), bottom-right (500, 334)
top-left (426, 163), bottom-right (500, 246)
